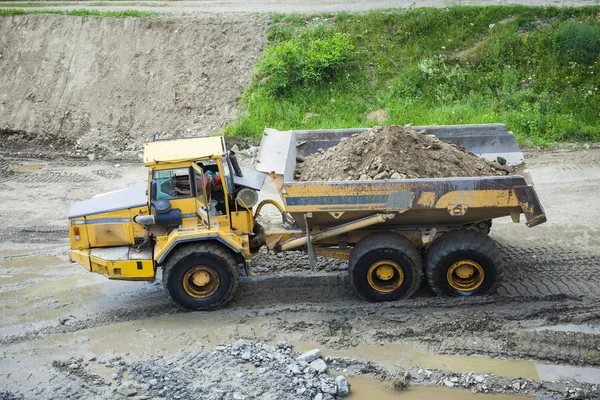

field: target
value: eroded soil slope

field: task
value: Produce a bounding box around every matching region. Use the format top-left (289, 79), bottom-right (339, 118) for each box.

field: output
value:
top-left (0, 14), bottom-right (267, 159)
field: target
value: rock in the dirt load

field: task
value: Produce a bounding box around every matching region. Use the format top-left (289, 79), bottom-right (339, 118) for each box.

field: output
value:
top-left (335, 375), bottom-right (351, 396)
top-left (297, 125), bottom-right (509, 181)
top-left (296, 349), bottom-right (321, 363)
top-left (309, 358), bottom-right (327, 373)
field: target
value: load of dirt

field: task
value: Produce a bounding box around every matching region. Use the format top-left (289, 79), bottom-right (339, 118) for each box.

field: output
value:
top-left (296, 125), bottom-right (511, 181)
top-left (0, 14), bottom-right (267, 160)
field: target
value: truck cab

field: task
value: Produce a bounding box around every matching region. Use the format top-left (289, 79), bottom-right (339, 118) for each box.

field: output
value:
top-left (68, 136), bottom-right (265, 310)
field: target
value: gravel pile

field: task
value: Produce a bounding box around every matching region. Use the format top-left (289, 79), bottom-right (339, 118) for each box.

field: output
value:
top-left (117, 340), bottom-right (350, 400)
top-left (296, 125), bottom-right (512, 181)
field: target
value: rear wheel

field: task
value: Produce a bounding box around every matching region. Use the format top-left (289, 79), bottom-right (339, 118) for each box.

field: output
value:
top-left (163, 243), bottom-right (239, 311)
top-left (425, 229), bottom-right (503, 297)
top-left (348, 232), bottom-right (422, 302)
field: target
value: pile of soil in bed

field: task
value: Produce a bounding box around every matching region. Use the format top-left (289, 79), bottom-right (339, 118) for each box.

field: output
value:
top-left (296, 125), bottom-right (511, 181)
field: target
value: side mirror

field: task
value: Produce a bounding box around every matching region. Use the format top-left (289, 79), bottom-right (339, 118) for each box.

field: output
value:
top-left (150, 180), bottom-right (157, 200)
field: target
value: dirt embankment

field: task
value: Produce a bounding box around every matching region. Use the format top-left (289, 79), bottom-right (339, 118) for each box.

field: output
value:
top-left (297, 125), bottom-right (511, 181)
top-left (0, 14), bottom-right (267, 159)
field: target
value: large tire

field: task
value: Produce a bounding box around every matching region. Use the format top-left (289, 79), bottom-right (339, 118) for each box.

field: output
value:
top-left (425, 229), bottom-right (504, 297)
top-left (348, 232), bottom-right (422, 302)
top-left (163, 242), bottom-right (239, 311)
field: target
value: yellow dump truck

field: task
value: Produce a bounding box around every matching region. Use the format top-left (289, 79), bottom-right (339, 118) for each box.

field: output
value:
top-left (68, 125), bottom-right (546, 310)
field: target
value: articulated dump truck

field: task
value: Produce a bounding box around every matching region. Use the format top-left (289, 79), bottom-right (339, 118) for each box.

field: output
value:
top-left (68, 124), bottom-right (546, 311)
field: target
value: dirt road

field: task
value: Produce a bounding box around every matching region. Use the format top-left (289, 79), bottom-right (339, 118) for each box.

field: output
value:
top-left (0, 0), bottom-right (597, 14)
top-left (1, 149), bottom-right (599, 399)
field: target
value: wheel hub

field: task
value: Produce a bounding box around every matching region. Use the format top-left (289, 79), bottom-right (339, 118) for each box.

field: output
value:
top-left (447, 260), bottom-right (484, 291)
top-left (182, 265), bottom-right (220, 299)
top-left (367, 260), bottom-right (404, 293)
top-left (192, 270), bottom-right (211, 286)
top-left (375, 265), bottom-right (394, 280)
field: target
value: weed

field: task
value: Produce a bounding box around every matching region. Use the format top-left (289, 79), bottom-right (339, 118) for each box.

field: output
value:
top-left (228, 6), bottom-right (600, 146)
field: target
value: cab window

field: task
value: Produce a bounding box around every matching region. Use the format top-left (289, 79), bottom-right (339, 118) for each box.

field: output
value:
top-left (153, 168), bottom-right (192, 200)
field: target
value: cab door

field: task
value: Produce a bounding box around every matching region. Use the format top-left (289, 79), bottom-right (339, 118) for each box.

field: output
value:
top-left (191, 164), bottom-right (210, 227)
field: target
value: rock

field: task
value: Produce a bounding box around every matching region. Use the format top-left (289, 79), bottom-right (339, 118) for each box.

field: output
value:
top-left (149, 379), bottom-right (158, 386)
top-left (335, 376), bottom-right (351, 396)
top-left (393, 371), bottom-right (411, 391)
top-left (68, 363), bottom-right (79, 369)
top-left (431, 142), bottom-right (443, 150)
top-left (390, 172), bottom-right (405, 179)
top-left (374, 171), bottom-right (389, 180)
top-left (278, 341), bottom-right (292, 349)
top-left (321, 379), bottom-right (337, 394)
top-left (314, 394), bottom-right (323, 400)
top-left (475, 375), bottom-right (484, 383)
top-left (444, 380), bottom-right (454, 387)
top-left (233, 392), bottom-right (244, 400)
top-left (231, 144), bottom-right (240, 152)
top-left (496, 156), bottom-right (507, 165)
top-left (309, 358), bottom-right (327, 373)
top-left (296, 387), bottom-right (307, 395)
top-left (512, 382), bottom-right (520, 391)
top-left (232, 339), bottom-right (249, 352)
top-left (116, 386), bottom-right (137, 397)
top-left (296, 155), bottom-right (305, 163)
top-left (296, 349), bottom-right (321, 363)
top-left (358, 174), bottom-right (369, 181)
top-left (450, 376), bottom-right (459, 382)
top-left (241, 351), bottom-right (251, 361)
top-left (291, 364), bottom-right (301, 375)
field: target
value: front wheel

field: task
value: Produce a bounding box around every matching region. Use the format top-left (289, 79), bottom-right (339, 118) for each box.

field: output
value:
top-left (348, 232), bottom-right (422, 302)
top-left (425, 229), bottom-right (504, 297)
top-left (162, 243), bottom-right (239, 311)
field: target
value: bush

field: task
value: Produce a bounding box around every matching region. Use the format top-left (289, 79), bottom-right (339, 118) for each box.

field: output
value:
top-left (554, 22), bottom-right (600, 66)
top-left (257, 30), bottom-right (354, 94)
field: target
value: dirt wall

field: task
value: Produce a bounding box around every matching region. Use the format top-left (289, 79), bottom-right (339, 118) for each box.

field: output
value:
top-left (0, 14), bottom-right (267, 159)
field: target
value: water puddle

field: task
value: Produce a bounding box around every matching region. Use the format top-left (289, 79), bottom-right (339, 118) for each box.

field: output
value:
top-left (533, 324), bottom-right (600, 335)
top-left (8, 163), bottom-right (46, 172)
top-left (294, 342), bottom-right (539, 380)
top-left (348, 376), bottom-right (529, 399)
top-left (244, 363), bottom-right (257, 374)
top-left (0, 255), bottom-right (63, 270)
top-left (69, 191), bottom-right (88, 200)
top-left (535, 364), bottom-right (600, 385)
top-left (0, 274), bottom-right (106, 301)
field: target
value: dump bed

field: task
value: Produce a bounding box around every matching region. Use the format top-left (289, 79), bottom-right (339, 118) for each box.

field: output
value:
top-left (255, 125), bottom-right (546, 230)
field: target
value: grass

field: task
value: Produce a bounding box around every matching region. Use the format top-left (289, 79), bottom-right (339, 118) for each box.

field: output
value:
top-left (228, 6), bottom-right (600, 146)
top-left (0, 8), bottom-right (159, 16)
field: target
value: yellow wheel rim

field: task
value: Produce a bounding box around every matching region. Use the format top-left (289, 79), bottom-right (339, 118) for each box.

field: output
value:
top-left (447, 260), bottom-right (484, 291)
top-left (367, 260), bottom-right (404, 293)
top-left (182, 265), bottom-right (220, 298)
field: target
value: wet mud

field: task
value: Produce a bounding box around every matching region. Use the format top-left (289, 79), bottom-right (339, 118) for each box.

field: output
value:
top-left (1, 150), bottom-right (600, 399)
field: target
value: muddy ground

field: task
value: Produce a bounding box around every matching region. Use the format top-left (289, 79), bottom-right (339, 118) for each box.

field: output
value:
top-left (1, 149), bottom-right (600, 399)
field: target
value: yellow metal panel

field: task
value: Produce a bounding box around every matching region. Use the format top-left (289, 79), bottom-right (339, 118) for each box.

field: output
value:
top-left (90, 255), bottom-right (154, 281)
top-left (435, 190), bottom-right (519, 209)
top-left (417, 192), bottom-right (437, 207)
top-left (69, 249), bottom-right (91, 271)
top-left (144, 137), bottom-right (224, 166)
top-left (231, 210), bottom-right (253, 234)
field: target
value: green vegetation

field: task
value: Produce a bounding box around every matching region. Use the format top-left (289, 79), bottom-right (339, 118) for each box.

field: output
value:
top-left (228, 6), bottom-right (600, 146)
top-left (0, 8), bottom-right (159, 17)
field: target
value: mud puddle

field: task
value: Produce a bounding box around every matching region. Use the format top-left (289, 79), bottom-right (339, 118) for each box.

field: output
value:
top-left (295, 341), bottom-right (539, 379)
top-left (0, 274), bottom-right (106, 300)
top-left (534, 323), bottom-right (600, 335)
top-left (348, 376), bottom-right (529, 399)
top-left (7, 163), bottom-right (46, 172)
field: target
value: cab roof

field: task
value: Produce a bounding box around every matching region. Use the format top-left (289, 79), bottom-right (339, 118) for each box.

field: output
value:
top-left (143, 137), bottom-right (224, 167)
